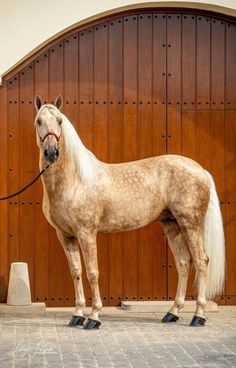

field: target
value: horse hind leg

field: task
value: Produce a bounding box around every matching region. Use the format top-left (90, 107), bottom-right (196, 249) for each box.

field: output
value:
top-left (182, 227), bottom-right (209, 327)
top-left (161, 221), bottom-right (191, 323)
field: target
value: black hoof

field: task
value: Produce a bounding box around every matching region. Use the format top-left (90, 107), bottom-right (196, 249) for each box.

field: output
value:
top-left (190, 315), bottom-right (206, 327)
top-left (68, 315), bottom-right (86, 327)
top-left (161, 312), bottom-right (179, 323)
top-left (83, 318), bottom-right (101, 330)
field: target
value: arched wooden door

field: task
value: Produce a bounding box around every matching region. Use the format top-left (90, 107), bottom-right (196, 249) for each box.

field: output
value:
top-left (0, 9), bottom-right (235, 306)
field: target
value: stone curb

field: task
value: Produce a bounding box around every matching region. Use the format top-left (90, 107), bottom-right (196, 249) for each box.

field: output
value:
top-left (0, 302), bottom-right (46, 314)
top-left (121, 300), bottom-right (218, 312)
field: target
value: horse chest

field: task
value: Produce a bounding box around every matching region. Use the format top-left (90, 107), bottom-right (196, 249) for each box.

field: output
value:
top-left (42, 199), bottom-right (76, 235)
top-left (44, 194), bottom-right (99, 235)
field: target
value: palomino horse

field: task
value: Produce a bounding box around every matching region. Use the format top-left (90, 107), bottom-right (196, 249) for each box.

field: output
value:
top-left (34, 96), bottom-right (225, 330)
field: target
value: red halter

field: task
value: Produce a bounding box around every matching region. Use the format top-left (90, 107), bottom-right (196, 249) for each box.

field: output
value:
top-left (40, 132), bottom-right (60, 142)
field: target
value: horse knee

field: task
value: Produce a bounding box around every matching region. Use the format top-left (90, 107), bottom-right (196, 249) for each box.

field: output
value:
top-left (71, 267), bottom-right (81, 280)
top-left (87, 269), bottom-right (99, 283)
top-left (195, 257), bottom-right (208, 275)
top-left (180, 258), bottom-right (190, 273)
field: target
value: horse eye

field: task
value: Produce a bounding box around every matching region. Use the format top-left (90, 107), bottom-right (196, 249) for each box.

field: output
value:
top-left (58, 118), bottom-right (62, 125)
top-left (37, 118), bottom-right (42, 126)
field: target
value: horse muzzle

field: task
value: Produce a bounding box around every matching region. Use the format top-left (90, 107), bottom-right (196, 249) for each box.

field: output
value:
top-left (44, 147), bottom-right (59, 163)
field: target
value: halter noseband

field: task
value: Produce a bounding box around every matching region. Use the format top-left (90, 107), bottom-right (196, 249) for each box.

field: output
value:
top-left (40, 132), bottom-right (60, 142)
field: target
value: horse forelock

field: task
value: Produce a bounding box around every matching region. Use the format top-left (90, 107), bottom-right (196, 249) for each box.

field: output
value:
top-left (37, 104), bottom-right (60, 117)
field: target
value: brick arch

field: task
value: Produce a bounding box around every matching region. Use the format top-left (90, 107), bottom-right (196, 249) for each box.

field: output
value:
top-left (0, 8), bottom-right (235, 306)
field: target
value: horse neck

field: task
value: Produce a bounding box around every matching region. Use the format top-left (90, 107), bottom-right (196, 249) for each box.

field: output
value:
top-left (40, 138), bottom-right (79, 196)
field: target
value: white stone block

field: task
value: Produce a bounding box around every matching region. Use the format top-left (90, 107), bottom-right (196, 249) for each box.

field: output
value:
top-left (7, 262), bottom-right (31, 306)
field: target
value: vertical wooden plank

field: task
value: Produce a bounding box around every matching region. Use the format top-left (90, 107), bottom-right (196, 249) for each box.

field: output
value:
top-left (182, 14), bottom-right (196, 110)
top-left (137, 13), bottom-right (154, 301)
top-left (93, 21), bottom-right (109, 305)
top-left (225, 203), bottom-right (236, 300)
top-left (123, 14), bottom-right (138, 301)
top-left (225, 111), bottom-right (236, 202)
top-left (49, 42), bottom-right (64, 100)
top-left (64, 34), bottom-right (79, 128)
top-left (138, 14), bottom-right (153, 158)
top-left (108, 18), bottom-right (123, 305)
top-left (196, 15), bottom-right (211, 109)
top-left (152, 13), bottom-right (167, 301)
top-left (49, 43), bottom-right (66, 306)
top-left (225, 111), bottom-right (235, 305)
top-left (211, 19), bottom-right (225, 110)
top-left (195, 111), bottom-right (212, 169)
top-left (166, 14), bottom-right (182, 301)
top-left (189, 110), bottom-right (225, 200)
top-left (182, 111), bottom-right (197, 160)
top-left (93, 23), bottom-right (108, 160)
top-left (209, 110), bottom-right (225, 200)
top-left (218, 20), bottom-right (236, 305)
top-left (0, 80), bottom-right (8, 301)
top-left (167, 14), bottom-right (181, 155)
top-left (34, 52), bottom-right (50, 305)
top-left (19, 64), bottom-right (35, 299)
top-left (34, 52), bottom-right (49, 103)
top-left (226, 22), bottom-right (236, 109)
top-left (108, 18), bottom-right (123, 161)
top-left (7, 76), bottom-right (20, 269)
top-left (78, 28), bottom-right (93, 150)
top-left (153, 13), bottom-right (167, 156)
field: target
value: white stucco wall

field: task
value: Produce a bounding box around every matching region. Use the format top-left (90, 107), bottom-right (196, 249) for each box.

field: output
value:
top-left (0, 0), bottom-right (236, 81)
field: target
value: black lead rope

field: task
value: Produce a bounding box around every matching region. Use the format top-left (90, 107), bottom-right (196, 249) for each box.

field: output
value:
top-left (0, 164), bottom-right (50, 201)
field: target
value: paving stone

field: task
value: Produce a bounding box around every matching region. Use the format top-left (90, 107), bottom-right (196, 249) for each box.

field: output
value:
top-left (0, 307), bottom-right (235, 367)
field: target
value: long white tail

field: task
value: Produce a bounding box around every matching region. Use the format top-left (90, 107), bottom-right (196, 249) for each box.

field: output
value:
top-left (203, 171), bottom-right (225, 299)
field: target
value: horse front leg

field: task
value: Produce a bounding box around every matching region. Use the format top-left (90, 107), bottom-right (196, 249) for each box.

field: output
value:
top-left (56, 230), bottom-right (86, 327)
top-left (77, 231), bottom-right (102, 330)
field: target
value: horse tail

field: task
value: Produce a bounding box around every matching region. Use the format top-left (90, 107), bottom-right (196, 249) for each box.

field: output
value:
top-left (203, 171), bottom-right (225, 300)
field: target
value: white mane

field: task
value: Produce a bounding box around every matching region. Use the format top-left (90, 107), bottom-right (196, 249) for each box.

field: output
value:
top-left (61, 113), bottom-right (100, 184)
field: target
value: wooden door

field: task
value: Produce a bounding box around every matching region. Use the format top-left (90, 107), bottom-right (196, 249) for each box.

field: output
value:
top-left (0, 9), bottom-right (235, 306)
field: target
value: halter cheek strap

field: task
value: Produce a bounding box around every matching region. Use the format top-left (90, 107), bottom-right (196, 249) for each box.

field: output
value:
top-left (40, 132), bottom-right (60, 142)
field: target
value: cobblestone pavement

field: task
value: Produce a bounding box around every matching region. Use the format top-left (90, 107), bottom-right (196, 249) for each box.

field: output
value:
top-left (0, 307), bottom-right (235, 368)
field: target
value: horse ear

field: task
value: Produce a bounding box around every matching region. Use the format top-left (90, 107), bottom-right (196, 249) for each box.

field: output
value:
top-left (54, 95), bottom-right (63, 110)
top-left (34, 96), bottom-right (42, 111)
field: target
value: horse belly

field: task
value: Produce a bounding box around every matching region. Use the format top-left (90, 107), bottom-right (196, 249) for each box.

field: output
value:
top-left (99, 194), bottom-right (164, 233)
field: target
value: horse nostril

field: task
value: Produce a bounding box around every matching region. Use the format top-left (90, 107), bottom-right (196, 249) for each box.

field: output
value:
top-left (43, 148), bottom-right (59, 162)
top-left (54, 148), bottom-right (59, 158)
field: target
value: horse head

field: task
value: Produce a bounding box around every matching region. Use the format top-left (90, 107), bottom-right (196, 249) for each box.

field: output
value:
top-left (34, 95), bottom-right (63, 164)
